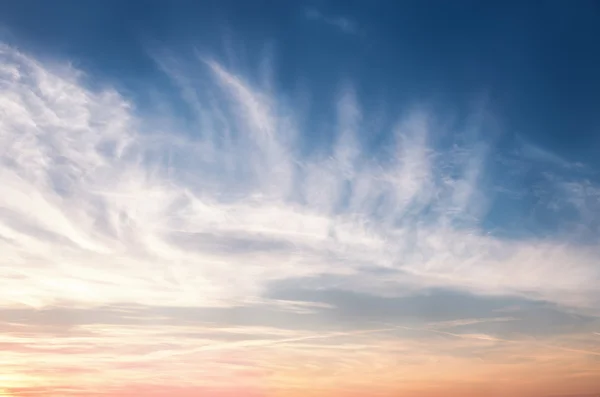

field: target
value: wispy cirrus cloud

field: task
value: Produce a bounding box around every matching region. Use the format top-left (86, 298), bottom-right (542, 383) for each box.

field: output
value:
top-left (304, 8), bottom-right (360, 35)
top-left (1, 42), bottom-right (600, 395)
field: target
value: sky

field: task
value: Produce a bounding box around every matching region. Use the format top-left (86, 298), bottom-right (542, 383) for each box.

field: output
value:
top-left (1, 0), bottom-right (600, 396)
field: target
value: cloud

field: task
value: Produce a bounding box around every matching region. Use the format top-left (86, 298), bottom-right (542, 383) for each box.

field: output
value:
top-left (2, 42), bottom-right (600, 310)
top-left (304, 8), bottom-right (360, 35)
top-left (2, 303), bottom-right (599, 396)
top-left (1, 43), bottom-right (600, 395)
top-left (516, 135), bottom-right (584, 170)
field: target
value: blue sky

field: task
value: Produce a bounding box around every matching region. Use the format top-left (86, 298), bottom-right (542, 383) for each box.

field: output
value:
top-left (1, 1), bottom-right (600, 396)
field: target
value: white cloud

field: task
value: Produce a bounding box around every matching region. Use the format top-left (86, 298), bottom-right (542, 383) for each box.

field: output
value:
top-left (517, 135), bottom-right (584, 169)
top-left (304, 8), bottom-right (360, 35)
top-left (1, 43), bottom-right (599, 320)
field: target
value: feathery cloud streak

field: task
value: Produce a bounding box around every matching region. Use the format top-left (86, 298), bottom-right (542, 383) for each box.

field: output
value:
top-left (304, 8), bottom-right (360, 35)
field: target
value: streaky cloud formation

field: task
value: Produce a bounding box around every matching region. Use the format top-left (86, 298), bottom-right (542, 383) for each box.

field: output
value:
top-left (1, 41), bottom-right (600, 396)
top-left (2, 43), bottom-right (599, 309)
top-left (304, 8), bottom-right (360, 35)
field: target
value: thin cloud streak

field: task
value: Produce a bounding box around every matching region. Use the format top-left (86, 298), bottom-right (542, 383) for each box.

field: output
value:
top-left (304, 8), bottom-right (360, 35)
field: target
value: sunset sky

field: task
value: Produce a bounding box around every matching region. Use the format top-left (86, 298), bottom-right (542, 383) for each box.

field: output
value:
top-left (1, 1), bottom-right (600, 396)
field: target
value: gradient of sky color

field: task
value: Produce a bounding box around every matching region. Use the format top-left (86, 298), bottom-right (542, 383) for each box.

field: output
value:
top-left (1, 1), bottom-right (600, 396)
